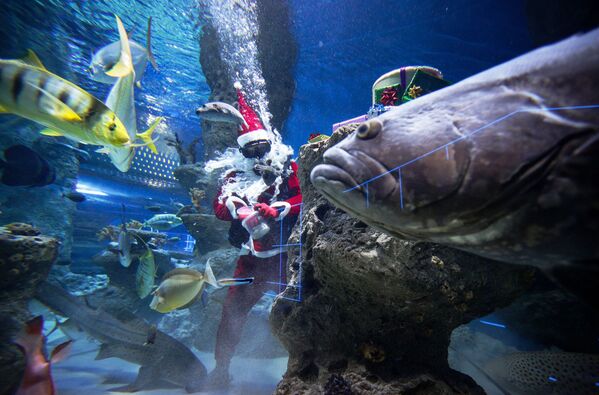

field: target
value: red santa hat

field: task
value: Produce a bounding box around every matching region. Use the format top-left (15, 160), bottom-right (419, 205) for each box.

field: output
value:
top-left (234, 81), bottom-right (270, 147)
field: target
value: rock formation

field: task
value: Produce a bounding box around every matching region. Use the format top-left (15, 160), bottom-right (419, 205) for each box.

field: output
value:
top-left (270, 125), bottom-right (536, 394)
top-left (198, 24), bottom-right (239, 162)
top-left (0, 223), bottom-right (59, 395)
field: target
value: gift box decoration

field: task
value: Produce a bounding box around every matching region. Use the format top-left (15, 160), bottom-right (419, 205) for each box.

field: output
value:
top-left (372, 66), bottom-right (444, 106)
top-left (400, 69), bottom-right (452, 104)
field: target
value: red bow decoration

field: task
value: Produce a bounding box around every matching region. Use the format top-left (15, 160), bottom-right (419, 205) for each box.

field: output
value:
top-left (380, 86), bottom-right (399, 106)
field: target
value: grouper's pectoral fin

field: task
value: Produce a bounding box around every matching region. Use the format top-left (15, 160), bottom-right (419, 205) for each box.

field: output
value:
top-left (108, 364), bottom-right (166, 393)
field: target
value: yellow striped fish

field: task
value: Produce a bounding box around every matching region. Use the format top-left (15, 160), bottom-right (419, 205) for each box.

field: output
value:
top-left (0, 16), bottom-right (156, 150)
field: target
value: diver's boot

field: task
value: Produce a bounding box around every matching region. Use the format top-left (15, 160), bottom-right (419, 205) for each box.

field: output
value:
top-left (202, 366), bottom-right (231, 389)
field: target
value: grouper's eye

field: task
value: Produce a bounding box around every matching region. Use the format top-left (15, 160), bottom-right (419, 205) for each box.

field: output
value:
top-left (356, 119), bottom-right (382, 140)
top-left (108, 123), bottom-right (116, 131)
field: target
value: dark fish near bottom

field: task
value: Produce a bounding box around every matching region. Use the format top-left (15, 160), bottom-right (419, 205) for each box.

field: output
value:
top-left (0, 144), bottom-right (55, 187)
top-left (63, 191), bottom-right (86, 203)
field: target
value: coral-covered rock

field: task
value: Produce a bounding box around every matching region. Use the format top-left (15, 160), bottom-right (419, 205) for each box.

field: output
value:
top-left (270, 125), bottom-right (535, 394)
top-left (47, 266), bottom-right (109, 296)
top-left (0, 224), bottom-right (58, 394)
top-left (0, 132), bottom-right (78, 265)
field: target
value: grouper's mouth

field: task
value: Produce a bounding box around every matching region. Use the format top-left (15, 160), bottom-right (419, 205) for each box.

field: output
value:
top-left (310, 146), bottom-right (397, 206)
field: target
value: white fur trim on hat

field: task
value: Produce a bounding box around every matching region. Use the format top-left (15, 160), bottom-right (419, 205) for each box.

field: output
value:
top-left (234, 81), bottom-right (242, 89)
top-left (237, 129), bottom-right (271, 147)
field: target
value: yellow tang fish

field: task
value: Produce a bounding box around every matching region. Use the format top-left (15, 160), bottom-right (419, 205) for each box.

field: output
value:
top-left (150, 260), bottom-right (254, 313)
top-left (0, 16), bottom-right (157, 149)
top-left (150, 260), bottom-right (219, 313)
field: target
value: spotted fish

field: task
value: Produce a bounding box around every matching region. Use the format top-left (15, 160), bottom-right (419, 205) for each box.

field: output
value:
top-left (485, 351), bottom-right (599, 395)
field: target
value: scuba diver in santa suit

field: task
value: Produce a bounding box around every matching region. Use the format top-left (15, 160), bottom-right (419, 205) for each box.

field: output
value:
top-left (205, 82), bottom-right (302, 388)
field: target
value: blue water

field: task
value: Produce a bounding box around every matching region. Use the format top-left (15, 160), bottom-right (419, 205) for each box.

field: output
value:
top-left (285, 0), bottom-right (533, 148)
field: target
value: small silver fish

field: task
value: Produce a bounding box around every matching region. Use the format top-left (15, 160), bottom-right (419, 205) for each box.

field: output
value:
top-left (89, 16), bottom-right (158, 84)
top-left (118, 224), bottom-right (133, 267)
top-left (195, 102), bottom-right (248, 128)
top-left (50, 141), bottom-right (91, 162)
top-left (143, 214), bottom-right (182, 231)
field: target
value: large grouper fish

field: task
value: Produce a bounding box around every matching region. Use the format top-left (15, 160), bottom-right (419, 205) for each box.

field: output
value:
top-left (311, 29), bottom-right (599, 303)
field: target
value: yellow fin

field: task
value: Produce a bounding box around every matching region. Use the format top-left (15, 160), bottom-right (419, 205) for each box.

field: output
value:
top-left (135, 117), bottom-right (162, 154)
top-left (20, 49), bottom-right (47, 70)
top-left (40, 129), bottom-right (64, 137)
top-left (105, 15), bottom-right (133, 78)
top-left (0, 104), bottom-right (9, 113)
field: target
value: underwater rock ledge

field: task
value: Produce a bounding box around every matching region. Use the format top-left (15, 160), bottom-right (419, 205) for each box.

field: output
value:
top-left (270, 125), bottom-right (536, 394)
top-left (0, 223), bottom-right (59, 395)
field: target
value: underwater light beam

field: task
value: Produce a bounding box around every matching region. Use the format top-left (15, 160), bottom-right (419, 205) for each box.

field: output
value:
top-left (75, 182), bottom-right (108, 196)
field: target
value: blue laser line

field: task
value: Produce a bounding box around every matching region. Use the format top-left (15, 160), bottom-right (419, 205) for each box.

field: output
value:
top-left (479, 320), bottom-right (506, 329)
top-left (271, 293), bottom-right (302, 302)
top-left (272, 243), bottom-right (302, 247)
top-left (266, 281), bottom-right (302, 288)
top-left (398, 168), bottom-right (404, 210)
top-left (342, 104), bottom-right (599, 193)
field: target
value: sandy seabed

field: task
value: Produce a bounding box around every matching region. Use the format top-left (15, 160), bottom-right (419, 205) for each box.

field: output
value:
top-left (50, 334), bottom-right (288, 395)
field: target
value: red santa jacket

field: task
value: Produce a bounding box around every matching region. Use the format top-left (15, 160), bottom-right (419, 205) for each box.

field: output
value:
top-left (213, 161), bottom-right (302, 257)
